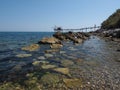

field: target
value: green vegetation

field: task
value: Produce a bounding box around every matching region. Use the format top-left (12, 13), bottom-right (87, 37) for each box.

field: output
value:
top-left (101, 9), bottom-right (120, 29)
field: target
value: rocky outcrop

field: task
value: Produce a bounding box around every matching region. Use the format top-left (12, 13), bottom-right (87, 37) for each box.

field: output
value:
top-left (38, 37), bottom-right (61, 44)
top-left (53, 32), bottom-right (89, 43)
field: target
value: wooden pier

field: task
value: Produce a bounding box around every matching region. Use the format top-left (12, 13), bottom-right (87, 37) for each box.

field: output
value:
top-left (54, 26), bottom-right (101, 32)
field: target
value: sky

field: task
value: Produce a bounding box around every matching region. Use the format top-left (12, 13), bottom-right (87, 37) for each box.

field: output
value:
top-left (0, 0), bottom-right (120, 32)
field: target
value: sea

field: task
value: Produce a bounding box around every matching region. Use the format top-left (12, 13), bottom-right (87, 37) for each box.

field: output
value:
top-left (0, 32), bottom-right (120, 89)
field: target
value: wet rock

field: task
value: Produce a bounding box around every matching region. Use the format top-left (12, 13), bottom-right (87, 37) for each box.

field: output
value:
top-left (21, 44), bottom-right (40, 51)
top-left (40, 73), bottom-right (60, 86)
top-left (53, 68), bottom-right (69, 75)
top-left (39, 61), bottom-right (49, 64)
top-left (61, 60), bottom-right (74, 67)
top-left (12, 65), bottom-right (22, 71)
top-left (38, 37), bottom-right (61, 44)
top-left (41, 64), bottom-right (57, 69)
top-left (38, 56), bottom-right (46, 60)
top-left (75, 58), bottom-right (83, 63)
top-left (60, 51), bottom-right (66, 54)
top-left (16, 54), bottom-right (32, 58)
top-left (32, 61), bottom-right (41, 66)
top-left (50, 44), bottom-right (63, 49)
top-left (68, 47), bottom-right (77, 51)
top-left (63, 78), bottom-right (83, 88)
top-left (45, 49), bottom-right (59, 53)
top-left (45, 54), bottom-right (53, 58)
top-left (53, 32), bottom-right (66, 41)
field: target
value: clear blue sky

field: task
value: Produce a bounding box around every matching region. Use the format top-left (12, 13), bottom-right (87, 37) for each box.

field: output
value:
top-left (0, 0), bottom-right (120, 32)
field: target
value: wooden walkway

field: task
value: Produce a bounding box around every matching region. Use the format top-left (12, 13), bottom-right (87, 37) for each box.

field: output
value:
top-left (54, 26), bottom-right (101, 32)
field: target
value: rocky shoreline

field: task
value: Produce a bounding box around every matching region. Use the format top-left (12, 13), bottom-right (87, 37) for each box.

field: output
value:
top-left (94, 29), bottom-right (120, 42)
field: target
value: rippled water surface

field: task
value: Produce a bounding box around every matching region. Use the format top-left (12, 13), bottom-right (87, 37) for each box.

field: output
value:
top-left (0, 32), bottom-right (120, 90)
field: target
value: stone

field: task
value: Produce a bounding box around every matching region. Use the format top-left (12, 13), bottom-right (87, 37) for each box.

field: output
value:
top-left (45, 54), bottom-right (53, 58)
top-left (60, 51), bottom-right (66, 54)
top-left (38, 56), bottom-right (46, 60)
top-left (61, 60), bottom-right (74, 67)
top-left (21, 44), bottom-right (40, 51)
top-left (45, 49), bottom-right (59, 53)
top-left (38, 37), bottom-right (61, 44)
top-left (40, 73), bottom-right (60, 86)
top-left (41, 64), bottom-right (56, 69)
top-left (32, 61), bottom-right (41, 66)
top-left (63, 78), bottom-right (83, 88)
top-left (68, 47), bottom-right (77, 51)
top-left (12, 65), bottom-right (22, 71)
top-left (50, 44), bottom-right (63, 49)
top-left (53, 68), bottom-right (69, 75)
top-left (16, 54), bottom-right (32, 58)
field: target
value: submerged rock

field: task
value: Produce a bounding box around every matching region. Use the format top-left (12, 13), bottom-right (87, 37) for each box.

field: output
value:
top-left (60, 51), bottom-right (66, 54)
top-left (45, 49), bottom-right (59, 53)
top-left (38, 37), bottom-right (61, 44)
top-left (41, 64), bottom-right (57, 69)
top-left (32, 61), bottom-right (41, 66)
top-left (40, 73), bottom-right (60, 86)
top-left (21, 44), bottom-right (40, 51)
top-left (45, 54), bottom-right (53, 58)
top-left (53, 68), bottom-right (69, 75)
top-left (60, 60), bottom-right (74, 67)
top-left (12, 65), bottom-right (22, 71)
top-left (38, 56), bottom-right (46, 60)
top-left (63, 78), bottom-right (83, 88)
top-left (16, 54), bottom-right (32, 58)
top-left (68, 47), bottom-right (77, 51)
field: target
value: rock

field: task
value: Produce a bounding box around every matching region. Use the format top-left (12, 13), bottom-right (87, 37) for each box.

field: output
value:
top-left (61, 60), bottom-right (74, 67)
top-left (38, 56), bottom-right (46, 60)
top-left (60, 51), bottom-right (66, 54)
top-left (16, 54), bottom-right (32, 58)
top-left (45, 49), bottom-right (59, 53)
top-left (32, 61), bottom-right (41, 66)
top-left (45, 54), bottom-right (53, 58)
top-left (41, 64), bottom-right (56, 69)
top-left (50, 44), bottom-right (63, 49)
top-left (12, 65), bottom-right (22, 71)
top-left (40, 73), bottom-right (60, 86)
top-left (38, 37), bottom-right (61, 44)
top-left (68, 47), bottom-right (77, 51)
top-left (53, 32), bottom-right (66, 41)
top-left (39, 61), bottom-right (49, 64)
top-left (21, 44), bottom-right (40, 51)
top-left (53, 68), bottom-right (69, 75)
top-left (63, 78), bottom-right (83, 88)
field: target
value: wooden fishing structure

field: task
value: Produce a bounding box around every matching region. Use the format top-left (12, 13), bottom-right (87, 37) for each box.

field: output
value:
top-left (54, 25), bottom-right (101, 32)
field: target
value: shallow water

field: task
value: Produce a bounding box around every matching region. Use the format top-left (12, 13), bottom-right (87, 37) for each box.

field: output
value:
top-left (0, 33), bottom-right (120, 89)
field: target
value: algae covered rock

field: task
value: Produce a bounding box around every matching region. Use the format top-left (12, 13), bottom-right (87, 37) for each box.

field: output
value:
top-left (63, 78), bottom-right (83, 88)
top-left (21, 44), bottom-right (40, 51)
top-left (40, 73), bottom-right (60, 86)
top-left (60, 60), bottom-right (74, 67)
top-left (53, 68), bottom-right (69, 75)
top-left (41, 64), bottom-right (57, 69)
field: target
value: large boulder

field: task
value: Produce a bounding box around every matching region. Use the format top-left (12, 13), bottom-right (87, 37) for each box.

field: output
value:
top-left (38, 37), bottom-right (61, 44)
